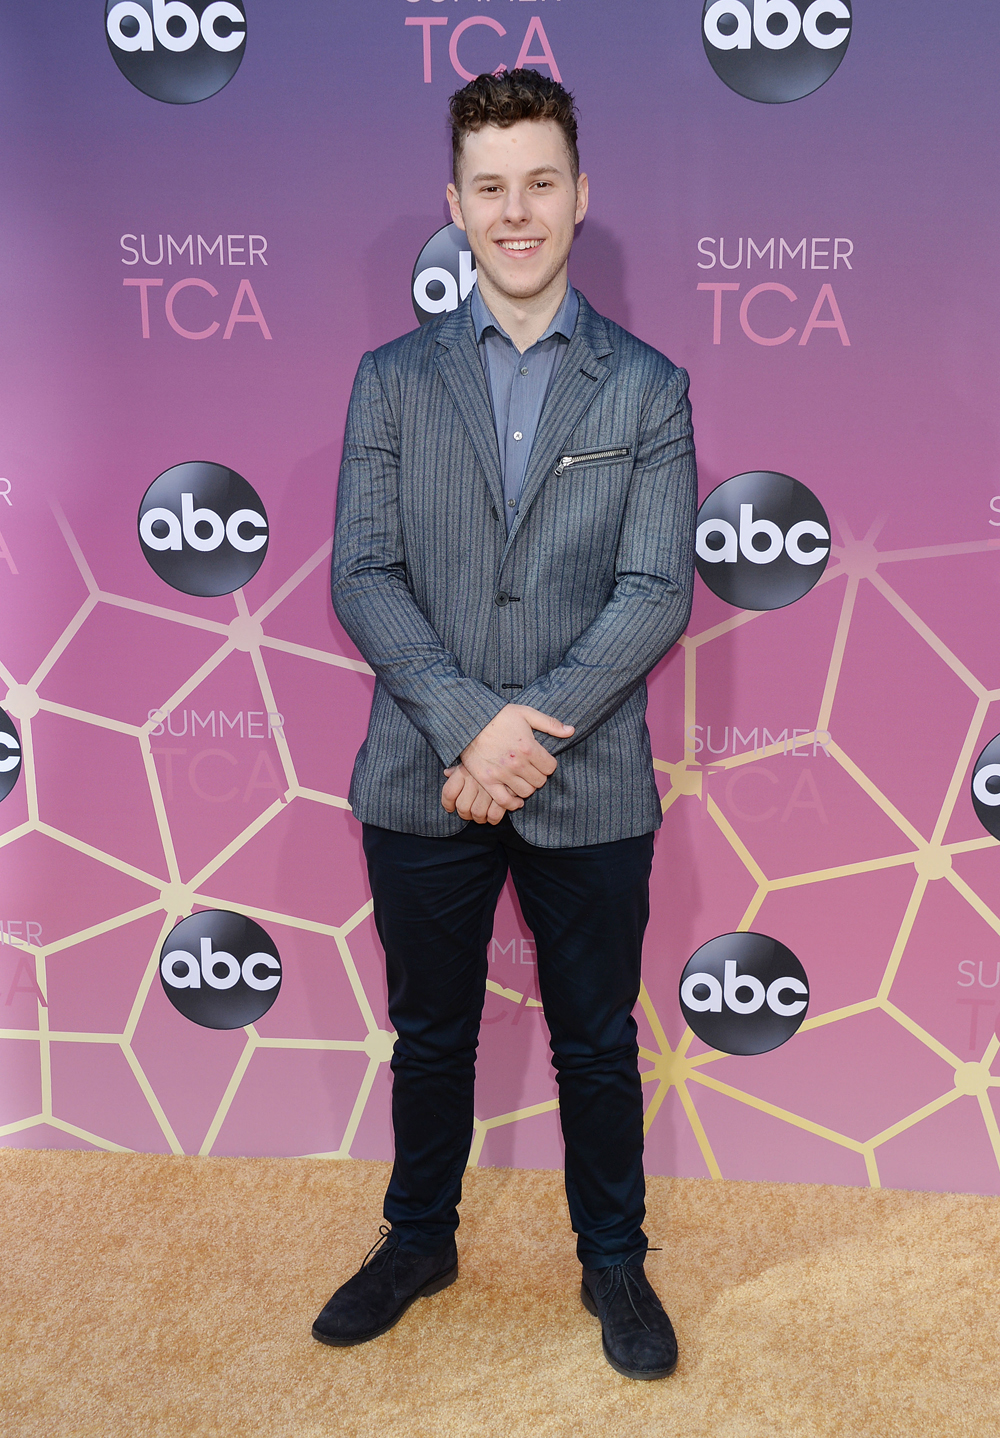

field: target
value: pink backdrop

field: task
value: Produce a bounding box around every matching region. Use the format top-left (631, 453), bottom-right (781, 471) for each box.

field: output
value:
top-left (2, 2), bottom-right (1000, 1196)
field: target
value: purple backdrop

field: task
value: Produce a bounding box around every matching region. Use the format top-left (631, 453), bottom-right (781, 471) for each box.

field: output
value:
top-left (2, 2), bottom-right (999, 1194)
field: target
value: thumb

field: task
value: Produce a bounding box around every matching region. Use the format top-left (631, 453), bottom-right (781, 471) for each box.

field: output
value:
top-left (519, 706), bottom-right (575, 737)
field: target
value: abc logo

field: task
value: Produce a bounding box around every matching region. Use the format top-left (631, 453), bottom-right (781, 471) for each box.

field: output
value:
top-left (702, 0), bottom-right (851, 103)
top-left (106, 0), bottom-right (246, 105)
top-left (412, 224), bottom-right (478, 326)
top-left (0, 706), bottom-right (22, 804)
top-left (695, 471), bottom-right (830, 611)
top-left (159, 910), bottom-right (281, 1030)
top-left (679, 932), bottom-right (809, 1055)
top-left (971, 734), bottom-right (1000, 840)
top-left (138, 461), bottom-right (268, 597)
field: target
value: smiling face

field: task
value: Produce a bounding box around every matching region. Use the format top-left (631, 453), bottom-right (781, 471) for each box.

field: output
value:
top-left (447, 118), bottom-right (588, 315)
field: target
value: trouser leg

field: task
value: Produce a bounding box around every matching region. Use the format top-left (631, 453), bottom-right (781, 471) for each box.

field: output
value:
top-left (505, 829), bottom-right (655, 1269)
top-left (362, 823), bottom-right (508, 1255)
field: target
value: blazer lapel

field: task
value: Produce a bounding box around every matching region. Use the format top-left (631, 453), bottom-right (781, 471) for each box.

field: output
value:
top-left (433, 301), bottom-right (505, 518)
top-left (504, 295), bottom-right (615, 548)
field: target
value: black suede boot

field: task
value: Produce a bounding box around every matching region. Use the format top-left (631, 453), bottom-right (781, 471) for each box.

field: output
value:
top-left (312, 1226), bottom-right (458, 1346)
top-left (581, 1252), bottom-right (678, 1379)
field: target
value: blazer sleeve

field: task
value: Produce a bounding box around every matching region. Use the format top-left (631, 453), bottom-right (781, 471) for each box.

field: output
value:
top-left (331, 350), bottom-right (507, 768)
top-left (515, 362), bottom-right (697, 752)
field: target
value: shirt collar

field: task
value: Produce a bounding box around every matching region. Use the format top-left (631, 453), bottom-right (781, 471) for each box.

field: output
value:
top-left (471, 283), bottom-right (579, 347)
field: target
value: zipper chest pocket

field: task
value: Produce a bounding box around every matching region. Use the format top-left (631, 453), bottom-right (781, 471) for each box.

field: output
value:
top-left (553, 447), bottom-right (631, 478)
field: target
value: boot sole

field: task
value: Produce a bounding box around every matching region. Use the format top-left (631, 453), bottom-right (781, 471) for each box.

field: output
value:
top-left (312, 1263), bottom-right (458, 1347)
top-left (580, 1281), bottom-right (678, 1380)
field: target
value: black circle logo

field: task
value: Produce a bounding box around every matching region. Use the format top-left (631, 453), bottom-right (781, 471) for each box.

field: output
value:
top-left (971, 734), bottom-right (1000, 840)
top-left (138, 461), bottom-right (268, 597)
top-left (106, 0), bottom-right (247, 105)
top-left (0, 706), bottom-right (22, 803)
top-left (159, 910), bottom-right (281, 1029)
top-left (695, 471), bottom-right (830, 611)
top-left (412, 224), bottom-right (478, 326)
top-left (702, 1), bottom-right (851, 103)
top-left (679, 932), bottom-right (809, 1055)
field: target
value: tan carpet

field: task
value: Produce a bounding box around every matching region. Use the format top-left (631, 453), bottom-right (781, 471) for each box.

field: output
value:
top-left (1, 1152), bottom-right (998, 1437)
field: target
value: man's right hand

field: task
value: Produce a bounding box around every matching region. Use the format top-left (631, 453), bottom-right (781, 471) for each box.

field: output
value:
top-left (459, 703), bottom-right (575, 813)
top-left (441, 764), bottom-right (508, 824)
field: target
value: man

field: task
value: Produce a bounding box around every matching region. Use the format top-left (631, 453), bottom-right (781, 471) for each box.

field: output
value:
top-left (317, 69), bottom-right (696, 1381)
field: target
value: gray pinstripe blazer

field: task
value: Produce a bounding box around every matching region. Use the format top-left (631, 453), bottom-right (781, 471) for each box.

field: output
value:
top-left (331, 292), bottom-right (696, 848)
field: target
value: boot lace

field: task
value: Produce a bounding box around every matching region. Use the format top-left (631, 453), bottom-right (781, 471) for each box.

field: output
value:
top-left (360, 1224), bottom-right (396, 1273)
top-left (594, 1246), bottom-right (661, 1332)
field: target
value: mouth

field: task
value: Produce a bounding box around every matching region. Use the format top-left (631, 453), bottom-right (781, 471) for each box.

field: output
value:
top-left (496, 238), bottom-right (543, 254)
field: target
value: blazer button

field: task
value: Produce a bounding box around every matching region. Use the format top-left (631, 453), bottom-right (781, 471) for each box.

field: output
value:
top-left (494, 592), bottom-right (509, 606)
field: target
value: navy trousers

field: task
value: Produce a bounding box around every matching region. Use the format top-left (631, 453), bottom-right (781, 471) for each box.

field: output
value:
top-left (362, 817), bottom-right (655, 1269)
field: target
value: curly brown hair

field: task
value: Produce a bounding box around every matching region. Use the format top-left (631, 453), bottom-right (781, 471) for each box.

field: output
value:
top-left (448, 69), bottom-right (579, 186)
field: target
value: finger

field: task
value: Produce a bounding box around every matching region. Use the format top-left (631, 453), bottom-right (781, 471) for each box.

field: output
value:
top-left (496, 746), bottom-right (557, 784)
top-left (517, 706), bottom-right (575, 737)
top-left (463, 757), bottom-right (530, 806)
top-left (506, 757), bottom-right (555, 789)
top-left (455, 775), bottom-right (481, 821)
top-left (441, 770), bottom-right (465, 811)
top-left (470, 786), bottom-right (493, 823)
top-left (487, 800), bottom-right (506, 825)
top-left (524, 745), bottom-right (558, 777)
top-left (482, 781), bottom-right (524, 811)
top-left (498, 772), bottom-right (536, 799)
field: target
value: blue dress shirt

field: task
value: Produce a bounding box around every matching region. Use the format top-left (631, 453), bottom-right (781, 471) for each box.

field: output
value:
top-left (470, 283), bottom-right (580, 531)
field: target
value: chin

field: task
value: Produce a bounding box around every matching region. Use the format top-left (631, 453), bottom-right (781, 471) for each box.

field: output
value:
top-left (503, 277), bottom-right (547, 298)
top-left (497, 268), bottom-right (560, 299)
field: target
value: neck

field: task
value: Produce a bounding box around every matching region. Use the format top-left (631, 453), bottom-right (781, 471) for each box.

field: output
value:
top-left (476, 269), bottom-right (569, 354)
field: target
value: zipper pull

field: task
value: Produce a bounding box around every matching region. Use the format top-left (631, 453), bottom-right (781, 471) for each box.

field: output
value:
top-left (553, 456), bottom-right (573, 478)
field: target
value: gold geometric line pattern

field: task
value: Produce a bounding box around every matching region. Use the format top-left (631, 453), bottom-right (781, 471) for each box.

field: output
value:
top-left (259, 635), bottom-right (372, 674)
top-left (1, 508), bottom-right (394, 1158)
top-left (816, 572), bottom-right (858, 732)
top-left (467, 1098), bottom-right (561, 1171)
top-left (875, 875), bottom-right (928, 1000)
top-left (198, 1035), bottom-right (257, 1156)
top-left (674, 1078), bottom-right (723, 1180)
top-left (868, 568), bottom-right (985, 696)
top-left (18, 716), bottom-right (38, 824)
top-left (2, 508), bottom-right (998, 1190)
top-left (642, 523), bottom-right (1000, 1185)
top-left (27, 596), bottom-right (100, 691)
top-left (687, 1070), bottom-right (868, 1152)
top-left (704, 795), bottom-right (769, 887)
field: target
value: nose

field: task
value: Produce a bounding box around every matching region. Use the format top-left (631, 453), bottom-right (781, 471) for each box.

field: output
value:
top-left (501, 186), bottom-right (530, 225)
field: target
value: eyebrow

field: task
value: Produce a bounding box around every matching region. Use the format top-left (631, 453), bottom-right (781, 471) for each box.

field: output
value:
top-left (468, 165), bottom-right (562, 184)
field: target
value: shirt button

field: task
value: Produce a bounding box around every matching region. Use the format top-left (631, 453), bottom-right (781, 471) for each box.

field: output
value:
top-left (507, 499), bottom-right (516, 508)
top-left (520, 367), bottom-right (529, 376)
top-left (513, 431), bottom-right (523, 441)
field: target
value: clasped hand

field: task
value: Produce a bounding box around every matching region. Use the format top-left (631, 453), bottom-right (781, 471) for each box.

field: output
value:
top-left (441, 703), bottom-right (574, 825)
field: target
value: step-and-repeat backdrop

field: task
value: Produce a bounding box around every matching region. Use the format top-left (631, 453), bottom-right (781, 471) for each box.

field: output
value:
top-left (3, 2), bottom-right (1000, 1195)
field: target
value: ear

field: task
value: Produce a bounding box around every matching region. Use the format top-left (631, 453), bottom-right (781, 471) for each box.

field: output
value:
top-left (447, 182), bottom-right (467, 232)
top-left (574, 172), bottom-right (589, 226)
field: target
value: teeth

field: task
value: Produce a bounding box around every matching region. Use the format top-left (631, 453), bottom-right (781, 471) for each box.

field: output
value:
top-left (499, 239), bottom-right (541, 250)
